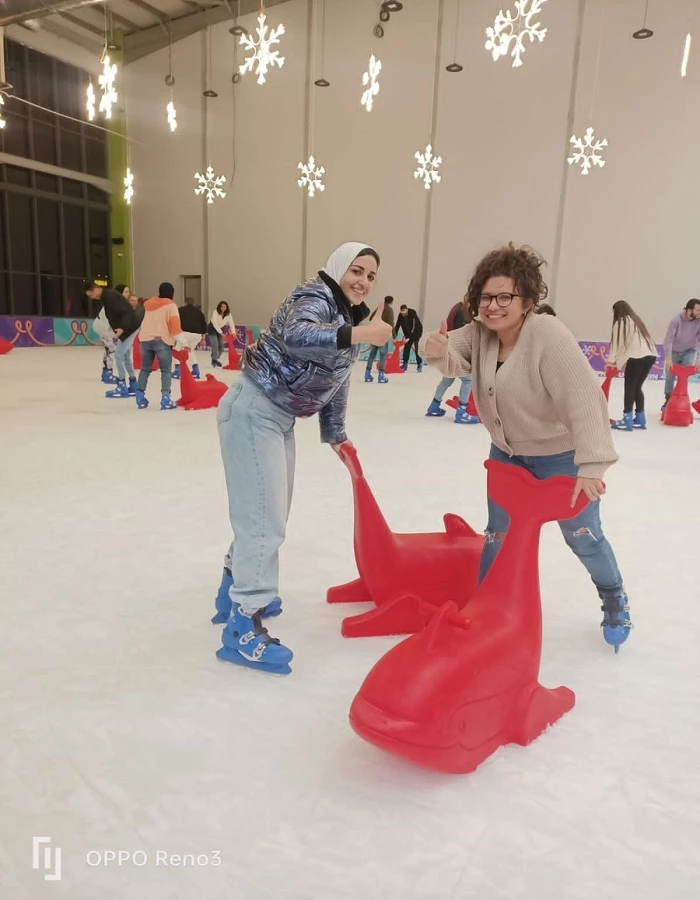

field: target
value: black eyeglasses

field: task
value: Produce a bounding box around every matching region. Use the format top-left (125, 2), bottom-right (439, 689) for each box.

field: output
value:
top-left (478, 292), bottom-right (520, 308)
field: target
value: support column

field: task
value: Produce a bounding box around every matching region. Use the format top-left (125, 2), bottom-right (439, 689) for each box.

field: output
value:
top-left (105, 31), bottom-right (132, 288)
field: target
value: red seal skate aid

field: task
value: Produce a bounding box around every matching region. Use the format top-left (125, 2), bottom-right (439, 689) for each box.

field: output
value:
top-left (383, 339), bottom-right (406, 374)
top-left (661, 365), bottom-right (695, 427)
top-left (327, 443), bottom-right (483, 637)
top-left (133, 336), bottom-right (159, 371)
top-left (601, 365), bottom-right (619, 401)
top-left (223, 333), bottom-right (242, 371)
top-left (349, 460), bottom-right (590, 775)
top-left (173, 348), bottom-right (227, 410)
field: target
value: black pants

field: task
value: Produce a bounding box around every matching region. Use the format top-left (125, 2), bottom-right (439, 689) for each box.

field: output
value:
top-left (402, 336), bottom-right (422, 367)
top-left (623, 355), bottom-right (656, 413)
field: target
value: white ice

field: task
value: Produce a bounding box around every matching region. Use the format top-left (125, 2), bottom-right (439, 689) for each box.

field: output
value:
top-left (1, 348), bottom-right (699, 900)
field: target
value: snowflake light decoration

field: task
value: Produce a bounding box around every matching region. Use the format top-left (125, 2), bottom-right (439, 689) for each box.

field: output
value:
top-left (361, 55), bottom-right (382, 112)
top-left (98, 55), bottom-right (118, 119)
top-left (194, 166), bottom-right (227, 204)
top-left (239, 12), bottom-right (285, 85)
top-left (0, 94), bottom-right (6, 130)
top-left (485, 0), bottom-right (549, 68)
top-left (567, 127), bottom-right (608, 175)
top-left (123, 168), bottom-right (134, 205)
top-left (86, 82), bottom-right (96, 121)
top-left (414, 144), bottom-right (442, 190)
top-left (166, 100), bottom-right (177, 132)
top-left (297, 156), bottom-right (326, 197)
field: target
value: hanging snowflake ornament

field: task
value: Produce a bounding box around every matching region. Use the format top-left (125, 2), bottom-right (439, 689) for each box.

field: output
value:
top-left (567, 127), bottom-right (608, 175)
top-left (123, 168), bottom-right (134, 205)
top-left (194, 166), bottom-right (227, 204)
top-left (361, 55), bottom-right (382, 112)
top-left (485, 0), bottom-right (549, 68)
top-left (98, 55), bottom-right (118, 118)
top-left (414, 144), bottom-right (442, 190)
top-left (0, 94), bottom-right (6, 130)
top-left (239, 12), bottom-right (285, 85)
top-left (166, 100), bottom-right (177, 132)
top-left (86, 82), bottom-right (96, 121)
top-left (297, 156), bottom-right (326, 197)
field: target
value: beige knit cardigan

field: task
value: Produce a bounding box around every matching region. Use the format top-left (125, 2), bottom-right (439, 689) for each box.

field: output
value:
top-left (419, 313), bottom-right (619, 480)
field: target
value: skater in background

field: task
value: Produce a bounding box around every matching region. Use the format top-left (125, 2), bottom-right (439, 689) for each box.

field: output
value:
top-left (175, 297), bottom-right (207, 379)
top-left (128, 294), bottom-right (145, 325)
top-left (208, 301), bottom-right (235, 368)
top-left (395, 304), bottom-right (424, 372)
top-left (86, 281), bottom-right (140, 398)
top-left (426, 297), bottom-right (479, 424)
top-left (364, 295), bottom-right (395, 383)
top-left (93, 301), bottom-right (118, 384)
top-left (662, 299), bottom-right (700, 410)
top-left (421, 243), bottom-right (631, 652)
top-left (537, 303), bottom-right (556, 316)
top-left (605, 301), bottom-right (657, 431)
top-left (214, 242), bottom-right (391, 675)
top-left (114, 284), bottom-right (131, 302)
top-left (135, 282), bottom-right (182, 410)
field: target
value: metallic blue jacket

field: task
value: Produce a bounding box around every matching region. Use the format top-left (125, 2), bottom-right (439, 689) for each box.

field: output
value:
top-left (243, 275), bottom-right (367, 444)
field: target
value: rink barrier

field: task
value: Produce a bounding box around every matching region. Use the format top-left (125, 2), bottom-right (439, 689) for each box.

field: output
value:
top-left (0, 317), bottom-right (697, 382)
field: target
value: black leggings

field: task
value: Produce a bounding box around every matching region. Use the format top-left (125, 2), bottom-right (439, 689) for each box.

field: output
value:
top-left (402, 336), bottom-right (422, 366)
top-left (623, 356), bottom-right (656, 413)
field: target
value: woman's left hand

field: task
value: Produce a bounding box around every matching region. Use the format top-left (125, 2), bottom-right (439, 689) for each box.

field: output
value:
top-left (571, 477), bottom-right (606, 507)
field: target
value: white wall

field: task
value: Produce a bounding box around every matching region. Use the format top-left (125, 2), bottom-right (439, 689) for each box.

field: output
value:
top-left (126, 0), bottom-right (700, 340)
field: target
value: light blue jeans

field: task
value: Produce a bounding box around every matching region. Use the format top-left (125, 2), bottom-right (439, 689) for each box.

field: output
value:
top-left (217, 376), bottom-right (296, 615)
top-left (664, 349), bottom-right (696, 398)
top-left (434, 374), bottom-right (472, 405)
top-left (479, 444), bottom-right (625, 605)
top-left (137, 339), bottom-right (172, 394)
top-left (365, 342), bottom-right (389, 373)
top-left (115, 331), bottom-right (137, 381)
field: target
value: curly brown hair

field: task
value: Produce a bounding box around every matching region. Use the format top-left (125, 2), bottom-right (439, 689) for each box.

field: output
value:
top-left (465, 243), bottom-right (549, 320)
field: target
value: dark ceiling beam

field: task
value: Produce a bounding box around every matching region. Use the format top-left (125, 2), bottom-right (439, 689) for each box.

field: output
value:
top-left (123, 0), bottom-right (291, 63)
top-left (40, 17), bottom-right (103, 50)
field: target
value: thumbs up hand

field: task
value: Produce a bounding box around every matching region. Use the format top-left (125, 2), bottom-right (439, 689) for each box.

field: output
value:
top-left (424, 320), bottom-right (449, 358)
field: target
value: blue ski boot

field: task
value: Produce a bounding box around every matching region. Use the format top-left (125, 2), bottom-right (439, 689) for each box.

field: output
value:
top-left (454, 403), bottom-right (480, 424)
top-left (101, 368), bottom-right (118, 385)
top-left (426, 399), bottom-right (446, 417)
top-left (611, 412), bottom-right (633, 431)
top-left (364, 370), bottom-right (374, 383)
top-left (378, 371), bottom-right (389, 384)
top-left (160, 393), bottom-right (177, 411)
top-left (191, 363), bottom-right (201, 380)
top-left (172, 364), bottom-right (181, 380)
top-left (633, 411), bottom-right (647, 429)
top-left (601, 590), bottom-right (632, 653)
top-left (135, 390), bottom-right (149, 409)
top-left (216, 604), bottom-right (293, 675)
top-left (105, 379), bottom-right (129, 399)
top-left (127, 377), bottom-right (137, 395)
top-left (211, 567), bottom-right (282, 624)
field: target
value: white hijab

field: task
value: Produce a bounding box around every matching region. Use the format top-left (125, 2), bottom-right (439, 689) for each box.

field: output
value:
top-left (322, 242), bottom-right (376, 284)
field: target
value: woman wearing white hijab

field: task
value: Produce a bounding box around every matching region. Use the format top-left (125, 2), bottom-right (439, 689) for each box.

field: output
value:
top-left (213, 242), bottom-right (391, 675)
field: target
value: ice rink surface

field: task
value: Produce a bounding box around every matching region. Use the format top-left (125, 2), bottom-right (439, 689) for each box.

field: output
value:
top-left (1, 347), bottom-right (699, 900)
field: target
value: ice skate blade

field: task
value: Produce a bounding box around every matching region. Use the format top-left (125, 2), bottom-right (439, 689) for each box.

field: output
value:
top-left (216, 646), bottom-right (292, 676)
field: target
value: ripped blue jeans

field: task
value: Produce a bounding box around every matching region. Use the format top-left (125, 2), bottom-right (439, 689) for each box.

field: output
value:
top-left (478, 444), bottom-right (625, 603)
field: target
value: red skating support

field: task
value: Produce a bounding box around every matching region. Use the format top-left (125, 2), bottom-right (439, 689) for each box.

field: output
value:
top-left (693, 399), bottom-right (700, 416)
top-left (327, 444), bottom-right (484, 637)
top-left (0, 337), bottom-right (14, 354)
top-left (173, 348), bottom-right (227, 410)
top-left (446, 392), bottom-right (479, 418)
top-left (661, 365), bottom-right (695, 427)
top-left (601, 365), bottom-right (619, 401)
top-left (133, 336), bottom-right (159, 371)
top-left (223, 333), bottom-right (242, 371)
top-left (383, 340), bottom-right (406, 374)
top-left (349, 461), bottom-right (591, 775)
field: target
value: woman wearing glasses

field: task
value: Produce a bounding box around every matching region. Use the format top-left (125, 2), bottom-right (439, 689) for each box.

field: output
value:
top-left (421, 244), bottom-right (631, 652)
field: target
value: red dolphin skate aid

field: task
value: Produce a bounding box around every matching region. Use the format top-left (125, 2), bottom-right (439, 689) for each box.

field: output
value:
top-left (383, 339), bottom-right (406, 374)
top-left (661, 365), bottom-right (695, 426)
top-left (446, 391), bottom-right (480, 419)
top-left (173, 349), bottom-right (227, 410)
top-left (348, 459), bottom-right (590, 775)
top-left (223, 333), bottom-right (242, 371)
top-left (601, 365), bottom-right (619, 401)
top-left (327, 443), bottom-right (483, 637)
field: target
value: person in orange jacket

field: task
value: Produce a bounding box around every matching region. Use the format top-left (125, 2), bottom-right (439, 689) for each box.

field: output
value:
top-left (134, 282), bottom-right (183, 410)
